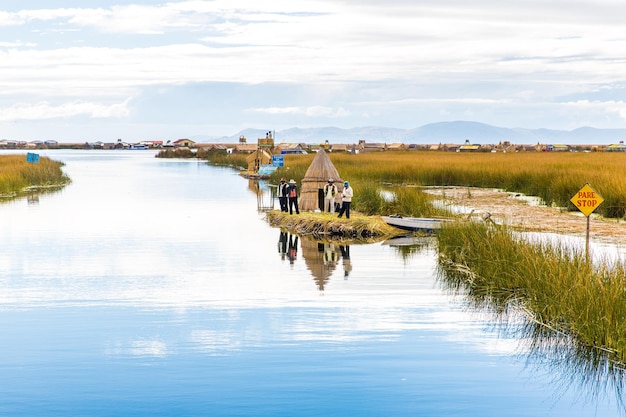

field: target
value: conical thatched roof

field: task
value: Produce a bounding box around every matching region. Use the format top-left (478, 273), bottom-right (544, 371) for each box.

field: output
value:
top-left (299, 149), bottom-right (343, 211)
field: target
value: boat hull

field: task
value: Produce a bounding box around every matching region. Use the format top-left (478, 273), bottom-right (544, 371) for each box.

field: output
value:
top-left (381, 215), bottom-right (444, 232)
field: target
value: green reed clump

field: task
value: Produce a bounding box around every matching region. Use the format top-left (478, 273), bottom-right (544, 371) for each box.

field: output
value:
top-left (437, 222), bottom-right (626, 364)
top-left (322, 151), bottom-right (626, 219)
top-left (386, 185), bottom-right (447, 217)
top-left (351, 181), bottom-right (386, 215)
top-left (0, 155), bottom-right (70, 196)
top-left (156, 148), bottom-right (196, 158)
top-left (156, 148), bottom-right (250, 170)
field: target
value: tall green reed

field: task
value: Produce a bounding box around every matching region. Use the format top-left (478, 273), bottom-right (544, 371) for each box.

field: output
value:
top-left (437, 222), bottom-right (626, 364)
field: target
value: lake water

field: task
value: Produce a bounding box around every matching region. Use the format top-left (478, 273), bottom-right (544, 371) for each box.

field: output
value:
top-left (0, 150), bottom-right (622, 416)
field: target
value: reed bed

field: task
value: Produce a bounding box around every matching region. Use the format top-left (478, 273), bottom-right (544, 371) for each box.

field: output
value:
top-left (265, 210), bottom-right (401, 241)
top-left (269, 151), bottom-right (626, 219)
top-left (0, 155), bottom-right (70, 196)
top-left (437, 221), bottom-right (626, 365)
top-left (157, 148), bottom-right (249, 170)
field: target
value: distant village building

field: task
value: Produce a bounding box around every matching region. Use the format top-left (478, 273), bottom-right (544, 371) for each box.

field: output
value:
top-left (173, 138), bottom-right (195, 148)
top-left (547, 144), bottom-right (570, 152)
top-left (275, 143), bottom-right (307, 154)
top-left (606, 141), bottom-right (626, 152)
top-left (386, 143), bottom-right (407, 151)
top-left (357, 140), bottom-right (386, 152)
top-left (457, 140), bottom-right (480, 152)
top-left (330, 144), bottom-right (349, 152)
top-left (235, 144), bottom-right (259, 153)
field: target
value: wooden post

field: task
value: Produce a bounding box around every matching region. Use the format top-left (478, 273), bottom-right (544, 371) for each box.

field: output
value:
top-left (586, 215), bottom-right (590, 258)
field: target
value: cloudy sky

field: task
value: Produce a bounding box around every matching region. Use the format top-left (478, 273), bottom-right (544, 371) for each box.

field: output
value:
top-left (1, 0), bottom-right (626, 141)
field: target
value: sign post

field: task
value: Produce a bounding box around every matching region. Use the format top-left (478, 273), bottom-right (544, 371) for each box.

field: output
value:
top-left (26, 152), bottom-right (40, 163)
top-left (570, 183), bottom-right (604, 256)
top-left (272, 155), bottom-right (284, 167)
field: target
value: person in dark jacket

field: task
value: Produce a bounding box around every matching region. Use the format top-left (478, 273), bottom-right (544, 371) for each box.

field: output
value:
top-left (277, 178), bottom-right (289, 212)
top-left (287, 179), bottom-right (300, 215)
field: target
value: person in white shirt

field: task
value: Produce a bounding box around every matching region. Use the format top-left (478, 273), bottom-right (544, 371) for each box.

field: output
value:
top-left (337, 181), bottom-right (353, 219)
top-left (323, 178), bottom-right (338, 213)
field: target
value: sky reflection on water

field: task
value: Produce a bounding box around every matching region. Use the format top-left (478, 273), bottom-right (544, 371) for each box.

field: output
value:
top-left (0, 150), bottom-right (622, 416)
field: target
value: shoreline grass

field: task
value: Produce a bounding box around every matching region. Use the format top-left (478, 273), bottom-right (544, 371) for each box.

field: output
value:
top-left (437, 221), bottom-right (626, 366)
top-left (0, 154), bottom-right (70, 197)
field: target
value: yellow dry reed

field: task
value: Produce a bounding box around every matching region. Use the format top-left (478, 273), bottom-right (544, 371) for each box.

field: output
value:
top-left (265, 210), bottom-right (403, 241)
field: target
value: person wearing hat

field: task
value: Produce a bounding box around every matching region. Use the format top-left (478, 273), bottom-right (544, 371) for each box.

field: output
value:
top-left (277, 177), bottom-right (289, 212)
top-left (287, 179), bottom-right (300, 215)
top-left (323, 178), bottom-right (338, 214)
top-left (337, 181), bottom-right (353, 219)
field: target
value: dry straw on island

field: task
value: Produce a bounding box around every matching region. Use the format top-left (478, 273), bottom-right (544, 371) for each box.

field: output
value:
top-left (0, 154), bottom-right (70, 197)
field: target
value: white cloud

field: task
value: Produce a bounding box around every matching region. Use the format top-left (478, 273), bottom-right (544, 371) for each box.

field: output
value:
top-left (0, 99), bottom-right (132, 121)
top-left (251, 106), bottom-right (350, 118)
top-left (1, 0), bottom-right (626, 137)
top-left (564, 100), bottom-right (626, 121)
top-left (0, 41), bottom-right (36, 47)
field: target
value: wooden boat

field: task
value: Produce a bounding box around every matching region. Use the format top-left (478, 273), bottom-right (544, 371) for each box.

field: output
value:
top-left (381, 215), bottom-right (447, 232)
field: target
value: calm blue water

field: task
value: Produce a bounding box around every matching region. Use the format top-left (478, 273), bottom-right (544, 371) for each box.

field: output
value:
top-left (0, 150), bottom-right (621, 416)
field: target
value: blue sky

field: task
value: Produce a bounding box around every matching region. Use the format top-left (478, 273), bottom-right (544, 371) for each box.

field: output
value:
top-left (2, 0), bottom-right (626, 142)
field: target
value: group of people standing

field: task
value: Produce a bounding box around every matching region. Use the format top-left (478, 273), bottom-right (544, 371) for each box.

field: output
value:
top-left (277, 178), bottom-right (300, 214)
top-left (278, 177), bottom-right (353, 218)
top-left (323, 178), bottom-right (353, 219)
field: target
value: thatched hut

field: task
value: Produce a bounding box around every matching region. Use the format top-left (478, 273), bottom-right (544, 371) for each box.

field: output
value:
top-left (246, 149), bottom-right (272, 173)
top-left (299, 149), bottom-right (343, 212)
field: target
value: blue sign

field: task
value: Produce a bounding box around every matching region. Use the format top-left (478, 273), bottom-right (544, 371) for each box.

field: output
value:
top-left (26, 153), bottom-right (40, 163)
top-left (272, 155), bottom-right (284, 167)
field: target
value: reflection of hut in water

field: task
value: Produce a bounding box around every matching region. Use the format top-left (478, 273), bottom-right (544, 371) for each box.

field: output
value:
top-left (299, 149), bottom-right (343, 212)
top-left (248, 179), bottom-right (274, 211)
top-left (300, 238), bottom-right (341, 291)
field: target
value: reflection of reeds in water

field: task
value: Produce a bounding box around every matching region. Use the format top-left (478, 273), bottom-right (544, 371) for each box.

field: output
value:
top-left (382, 234), bottom-right (437, 262)
top-left (436, 222), bottom-right (626, 406)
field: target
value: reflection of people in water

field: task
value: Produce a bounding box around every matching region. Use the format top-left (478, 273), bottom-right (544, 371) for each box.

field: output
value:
top-left (278, 231), bottom-right (288, 260)
top-left (340, 245), bottom-right (352, 278)
top-left (288, 234), bottom-right (298, 265)
top-left (323, 243), bottom-right (338, 266)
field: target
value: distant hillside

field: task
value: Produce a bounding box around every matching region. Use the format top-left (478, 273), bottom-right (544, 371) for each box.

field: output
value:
top-left (191, 122), bottom-right (626, 145)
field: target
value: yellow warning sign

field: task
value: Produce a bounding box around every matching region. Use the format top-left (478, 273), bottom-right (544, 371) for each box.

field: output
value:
top-left (570, 183), bottom-right (604, 217)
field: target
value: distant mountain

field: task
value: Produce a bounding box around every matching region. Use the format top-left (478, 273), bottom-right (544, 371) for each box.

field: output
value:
top-left (192, 122), bottom-right (626, 145)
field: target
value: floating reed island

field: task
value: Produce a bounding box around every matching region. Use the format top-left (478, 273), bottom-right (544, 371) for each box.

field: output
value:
top-left (0, 154), bottom-right (70, 198)
top-left (265, 211), bottom-right (404, 241)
